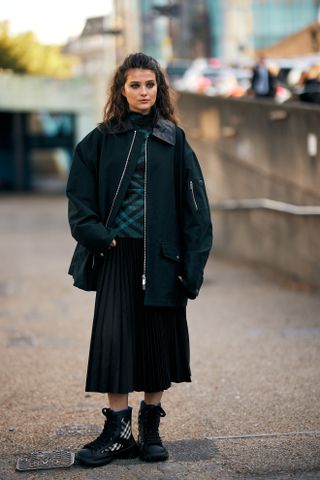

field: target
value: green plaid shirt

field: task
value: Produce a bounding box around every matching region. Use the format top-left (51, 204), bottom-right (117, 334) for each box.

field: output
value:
top-left (112, 112), bottom-right (153, 238)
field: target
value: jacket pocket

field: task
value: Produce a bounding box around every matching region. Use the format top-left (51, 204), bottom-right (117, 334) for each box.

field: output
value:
top-left (162, 245), bottom-right (197, 300)
top-left (188, 177), bottom-right (209, 213)
top-left (161, 243), bottom-right (181, 262)
top-left (189, 180), bottom-right (199, 211)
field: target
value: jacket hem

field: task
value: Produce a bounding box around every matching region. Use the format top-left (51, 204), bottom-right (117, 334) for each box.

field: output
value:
top-left (143, 296), bottom-right (188, 307)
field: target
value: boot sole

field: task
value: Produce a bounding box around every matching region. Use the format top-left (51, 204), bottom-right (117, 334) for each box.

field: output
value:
top-left (76, 443), bottom-right (140, 467)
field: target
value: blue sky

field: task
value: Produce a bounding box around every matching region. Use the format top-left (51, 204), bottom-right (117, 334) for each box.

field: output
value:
top-left (1, 0), bottom-right (113, 44)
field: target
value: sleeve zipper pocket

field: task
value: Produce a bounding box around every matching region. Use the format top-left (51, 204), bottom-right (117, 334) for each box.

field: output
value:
top-left (189, 180), bottom-right (199, 211)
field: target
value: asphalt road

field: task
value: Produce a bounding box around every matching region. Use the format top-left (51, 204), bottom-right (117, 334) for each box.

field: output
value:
top-left (0, 194), bottom-right (319, 480)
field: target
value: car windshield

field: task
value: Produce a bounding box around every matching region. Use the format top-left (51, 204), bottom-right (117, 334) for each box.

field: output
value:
top-left (202, 70), bottom-right (221, 79)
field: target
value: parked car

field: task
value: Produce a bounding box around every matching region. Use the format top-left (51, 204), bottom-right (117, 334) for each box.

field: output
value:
top-left (165, 59), bottom-right (192, 88)
top-left (204, 68), bottom-right (252, 97)
top-left (174, 57), bottom-right (252, 97)
top-left (174, 58), bottom-right (222, 92)
top-left (199, 68), bottom-right (238, 95)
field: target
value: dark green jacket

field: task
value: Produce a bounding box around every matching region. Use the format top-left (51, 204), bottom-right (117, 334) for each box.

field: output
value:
top-left (66, 116), bottom-right (213, 307)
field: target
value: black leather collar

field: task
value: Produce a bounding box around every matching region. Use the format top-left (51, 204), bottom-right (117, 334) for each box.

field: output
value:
top-left (98, 116), bottom-right (176, 146)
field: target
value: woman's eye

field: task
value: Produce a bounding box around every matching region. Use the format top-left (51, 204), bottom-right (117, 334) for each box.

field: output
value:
top-left (129, 82), bottom-right (155, 89)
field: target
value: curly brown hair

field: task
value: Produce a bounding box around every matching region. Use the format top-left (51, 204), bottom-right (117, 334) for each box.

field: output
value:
top-left (102, 52), bottom-right (178, 127)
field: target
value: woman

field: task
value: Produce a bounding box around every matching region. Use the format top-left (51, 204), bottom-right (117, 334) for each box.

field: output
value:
top-left (66, 52), bottom-right (212, 467)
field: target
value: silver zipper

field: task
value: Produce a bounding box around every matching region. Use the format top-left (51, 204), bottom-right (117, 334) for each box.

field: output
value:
top-left (105, 130), bottom-right (137, 227)
top-left (142, 136), bottom-right (149, 290)
top-left (190, 180), bottom-right (199, 211)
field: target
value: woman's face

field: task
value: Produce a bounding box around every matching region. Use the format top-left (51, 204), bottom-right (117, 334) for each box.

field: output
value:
top-left (122, 68), bottom-right (157, 115)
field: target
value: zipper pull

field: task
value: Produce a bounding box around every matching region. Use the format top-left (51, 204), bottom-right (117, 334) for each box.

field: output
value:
top-left (142, 274), bottom-right (146, 290)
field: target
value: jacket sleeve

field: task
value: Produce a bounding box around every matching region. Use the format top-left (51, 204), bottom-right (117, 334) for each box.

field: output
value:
top-left (180, 139), bottom-right (213, 299)
top-left (66, 140), bottom-right (116, 254)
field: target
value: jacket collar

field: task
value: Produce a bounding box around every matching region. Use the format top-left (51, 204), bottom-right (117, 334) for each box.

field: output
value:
top-left (99, 116), bottom-right (176, 146)
top-left (152, 118), bottom-right (176, 146)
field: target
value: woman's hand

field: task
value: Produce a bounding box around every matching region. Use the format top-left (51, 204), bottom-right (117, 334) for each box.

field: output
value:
top-left (108, 239), bottom-right (117, 249)
top-left (178, 276), bottom-right (198, 299)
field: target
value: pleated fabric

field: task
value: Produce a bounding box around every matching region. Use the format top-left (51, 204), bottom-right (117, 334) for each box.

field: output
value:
top-left (85, 237), bottom-right (191, 394)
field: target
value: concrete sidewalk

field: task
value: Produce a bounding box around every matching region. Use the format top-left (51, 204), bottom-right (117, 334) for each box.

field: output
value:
top-left (0, 195), bottom-right (319, 480)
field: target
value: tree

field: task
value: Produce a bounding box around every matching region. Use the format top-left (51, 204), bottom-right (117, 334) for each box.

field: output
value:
top-left (0, 22), bottom-right (78, 78)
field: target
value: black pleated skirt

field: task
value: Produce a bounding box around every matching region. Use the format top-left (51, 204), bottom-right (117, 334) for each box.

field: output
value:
top-left (85, 237), bottom-right (191, 394)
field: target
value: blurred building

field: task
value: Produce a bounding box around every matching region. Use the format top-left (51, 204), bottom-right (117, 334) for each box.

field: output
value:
top-left (134, 0), bottom-right (320, 63)
top-left (259, 21), bottom-right (320, 58)
top-left (137, 0), bottom-right (211, 61)
top-left (207, 0), bottom-right (320, 61)
top-left (114, 0), bottom-right (141, 60)
top-left (64, 14), bottom-right (123, 130)
top-left (252, 0), bottom-right (319, 51)
top-left (64, 15), bottom-right (119, 77)
top-left (207, 0), bottom-right (253, 60)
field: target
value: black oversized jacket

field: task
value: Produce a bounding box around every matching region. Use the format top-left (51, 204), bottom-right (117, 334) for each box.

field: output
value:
top-left (66, 116), bottom-right (213, 307)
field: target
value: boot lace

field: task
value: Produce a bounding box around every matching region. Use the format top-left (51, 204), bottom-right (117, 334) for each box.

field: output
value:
top-left (84, 408), bottom-right (118, 451)
top-left (141, 405), bottom-right (166, 445)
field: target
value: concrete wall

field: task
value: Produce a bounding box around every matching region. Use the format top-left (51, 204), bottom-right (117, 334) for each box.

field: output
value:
top-left (213, 208), bottom-right (320, 286)
top-left (177, 93), bottom-right (320, 286)
top-left (0, 73), bottom-right (99, 141)
top-left (177, 93), bottom-right (320, 206)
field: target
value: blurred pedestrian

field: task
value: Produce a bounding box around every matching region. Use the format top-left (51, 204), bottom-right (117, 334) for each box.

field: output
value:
top-left (66, 52), bottom-right (212, 468)
top-left (299, 64), bottom-right (320, 104)
top-left (250, 55), bottom-right (277, 99)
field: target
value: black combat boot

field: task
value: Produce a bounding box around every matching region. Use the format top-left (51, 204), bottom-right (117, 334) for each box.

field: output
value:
top-left (137, 400), bottom-right (169, 462)
top-left (76, 407), bottom-right (139, 467)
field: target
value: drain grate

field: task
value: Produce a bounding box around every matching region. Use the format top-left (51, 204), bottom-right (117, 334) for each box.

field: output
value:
top-left (56, 424), bottom-right (101, 436)
top-left (16, 450), bottom-right (75, 472)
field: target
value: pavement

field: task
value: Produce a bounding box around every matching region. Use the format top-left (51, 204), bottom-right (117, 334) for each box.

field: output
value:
top-left (0, 194), bottom-right (319, 480)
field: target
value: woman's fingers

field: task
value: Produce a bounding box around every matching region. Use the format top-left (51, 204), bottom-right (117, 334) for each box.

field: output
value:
top-left (108, 239), bottom-right (117, 249)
